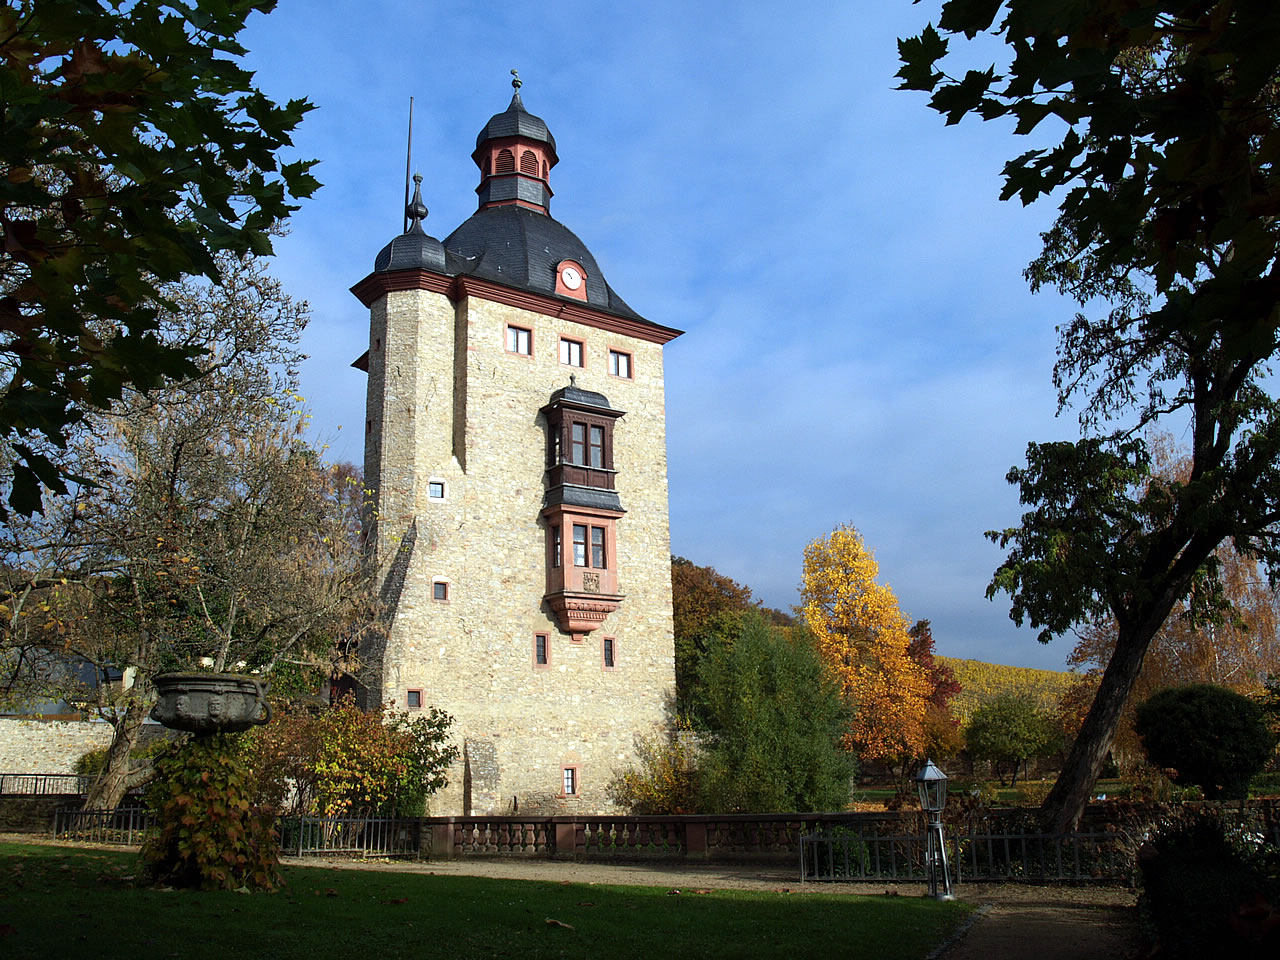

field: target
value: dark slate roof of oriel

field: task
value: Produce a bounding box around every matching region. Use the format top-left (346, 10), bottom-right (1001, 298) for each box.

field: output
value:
top-left (545, 381), bottom-right (619, 414)
top-left (442, 206), bottom-right (642, 321)
top-left (473, 89), bottom-right (556, 155)
top-left (544, 484), bottom-right (625, 514)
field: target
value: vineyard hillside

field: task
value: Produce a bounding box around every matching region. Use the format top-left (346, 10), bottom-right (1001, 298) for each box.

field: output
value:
top-left (938, 656), bottom-right (1078, 724)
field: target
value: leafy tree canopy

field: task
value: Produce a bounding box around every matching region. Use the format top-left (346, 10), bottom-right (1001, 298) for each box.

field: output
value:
top-left (0, 0), bottom-right (317, 516)
top-left (900, 1), bottom-right (1280, 830)
top-left (965, 691), bottom-right (1061, 787)
top-left (800, 523), bottom-right (932, 764)
top-left (697, 613), bottom-right (854, 814)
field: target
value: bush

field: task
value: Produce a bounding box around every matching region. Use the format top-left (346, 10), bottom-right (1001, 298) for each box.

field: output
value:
top-left (1139, 813), bottom-right (1279, 959)
top-left (1134, 684), bottom-right (1277, 800)
top-left (608, 721), bottom-right (699, 814)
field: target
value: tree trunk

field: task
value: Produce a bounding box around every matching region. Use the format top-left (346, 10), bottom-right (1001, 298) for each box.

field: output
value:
top-left (83, 699), bottom-right (149, 811)
top-left (1039, 611), bottom-right (1164, 833)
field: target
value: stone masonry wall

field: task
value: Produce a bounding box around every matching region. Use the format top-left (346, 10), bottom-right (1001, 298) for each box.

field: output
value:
top-left (0, 718), bottom-right (176, 773)
top-left (369, 285), bottom-right (676, 816)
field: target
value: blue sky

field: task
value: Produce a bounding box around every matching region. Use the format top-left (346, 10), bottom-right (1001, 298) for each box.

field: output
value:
top-left (237, 1), bottom-right (1087, 671)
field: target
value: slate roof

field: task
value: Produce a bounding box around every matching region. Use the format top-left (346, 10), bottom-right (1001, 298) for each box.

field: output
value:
top-left (473, 90), bottom-right (556, 155)
top-left (543, 484), bottom-right (625, 514)
top-left (545, 382), bottom-right (618, 413)
top-left (442, 206), bottom-right (642, 321)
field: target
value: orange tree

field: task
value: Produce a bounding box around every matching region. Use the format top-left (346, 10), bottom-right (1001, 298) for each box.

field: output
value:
top-left (800, 524), bottom-right (932, 765)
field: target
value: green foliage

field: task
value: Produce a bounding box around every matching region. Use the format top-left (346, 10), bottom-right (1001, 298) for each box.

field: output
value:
top-left (697, 614), bottom-right (855, 813)
top-left (1139, 813), bottom-right (1279, 959)
top-left (965, 692), bottom-right (1060, 786)
top-left (899, 0), bottom-right (1280, 832)
top-left (1134, 684), bottom-right (1277, 800)
top-left (0, 0), bottom-right (318, 516)
top-left (141, 734), bottom-right (280, 891)
top-left (242, 695), bottom-right (459, 817)
top-left (670, 556), bottom-right (792, 723)
top-left (607, 720), bottom-right (700, 815)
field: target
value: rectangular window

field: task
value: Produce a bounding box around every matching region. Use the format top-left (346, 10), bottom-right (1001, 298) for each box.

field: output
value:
top-left (591, 526), bottom-right (606, 569)
top-left (559, 338), bottom-right (583, 367)
top-left (562, 766), bottom-right (577, 797)
top-left (428, 480), bottom-right (446, 500)
top-left (609, 349), bottom-right (632, 379)
top-left (588, 425), bottom-right (604, 468)
top-left (506, 325), bottom-right (532, 355)
top-left (432, 580), bottom-right (449, 601)
top-left (534, 633), bottom-right (550, 668)
top-left (551, 525), bottom-right (561, 568)
top-left (572, 524), bottom-right (588, 567)
top-left (406, 689), bottom-right (422, 709)
top-left (570, 422), bottom-right (586, 464)
top-left (602, 636), bottom-right (615, 669)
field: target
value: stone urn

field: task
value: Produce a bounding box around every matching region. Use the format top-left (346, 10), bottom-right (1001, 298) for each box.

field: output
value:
top-left (150, 672), bottom-right (272, 735)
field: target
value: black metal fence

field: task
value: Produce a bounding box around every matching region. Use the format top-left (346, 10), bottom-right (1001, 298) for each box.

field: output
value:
top-left (0, 772), bottom-right (96, 796)
top-left (278, 816), bottom-right (421, 858)
top-left (801, 826), bottom-right (1138, 883)
top-left (52, 805), bottom-right (152, 846)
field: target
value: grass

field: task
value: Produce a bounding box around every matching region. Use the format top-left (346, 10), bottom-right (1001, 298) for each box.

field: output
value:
top-left (0, 841), bottom-right (973, 960)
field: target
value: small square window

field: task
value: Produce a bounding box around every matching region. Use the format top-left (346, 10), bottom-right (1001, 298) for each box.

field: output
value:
top-left (609, 349), bottom-right (632, 379)
top-left (506, 325), bottom-right (532, 355)
top-left (406, 689), bottom-right (422, 709)
top-left (559, 338), bottom-right (583, 367)
top-left (534, 633), bottom-right (550, 668)
top-left (602, 636), bottom-right (616, 670)
top-left (562, 766), bottom-right (578, 797)
top-left (428, 480), bottom-right (446, 500)
top-left (432, 580), bottom-right (449, 601)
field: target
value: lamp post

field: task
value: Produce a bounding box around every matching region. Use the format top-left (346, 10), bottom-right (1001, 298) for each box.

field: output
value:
top-left (915, 759), bottom-right (955, 900)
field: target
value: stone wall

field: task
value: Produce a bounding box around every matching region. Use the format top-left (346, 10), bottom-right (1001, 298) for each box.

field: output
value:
top-left (0, 718), bottom-right (173, 774)
top-left (366, 286), bottom-right (677, 817)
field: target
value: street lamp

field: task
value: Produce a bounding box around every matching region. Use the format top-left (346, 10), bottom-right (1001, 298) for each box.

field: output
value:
top-left (915, 759), bottom-right (955, 900)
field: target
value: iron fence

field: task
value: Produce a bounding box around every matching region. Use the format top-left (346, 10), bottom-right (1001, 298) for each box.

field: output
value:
top-left (279, 816), bottom-right (421, 858)
top-left (53, 805), bottom-right (152, 846)
top-left (0, 772), bottom-right (96, 795)
top-left (801, 826), bottom-right (1135, 883)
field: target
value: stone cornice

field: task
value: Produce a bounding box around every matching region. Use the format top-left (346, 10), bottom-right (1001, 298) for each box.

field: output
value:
top-left (350, 270), bottom-right (683, 345)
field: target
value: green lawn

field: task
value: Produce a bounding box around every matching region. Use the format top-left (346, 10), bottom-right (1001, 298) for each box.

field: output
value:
top-left (0, 841), bottom-right (972, 960)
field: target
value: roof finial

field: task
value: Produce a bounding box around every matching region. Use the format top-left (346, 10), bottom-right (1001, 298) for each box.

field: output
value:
top-left (405, 172), bottom-right (428, 234)
top-left (511, 68), bottom-right (522, 91)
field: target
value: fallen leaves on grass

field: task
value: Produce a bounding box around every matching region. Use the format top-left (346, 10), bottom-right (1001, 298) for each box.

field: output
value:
top-left (544, 918), bottom-right (575, 930)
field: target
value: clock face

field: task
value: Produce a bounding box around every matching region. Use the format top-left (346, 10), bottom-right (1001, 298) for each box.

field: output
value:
top-left (561, 265), bottom-right (583, 290)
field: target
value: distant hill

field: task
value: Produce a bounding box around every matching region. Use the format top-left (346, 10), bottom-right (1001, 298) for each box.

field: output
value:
top-left (937, 656), bottom-right (1078, 724)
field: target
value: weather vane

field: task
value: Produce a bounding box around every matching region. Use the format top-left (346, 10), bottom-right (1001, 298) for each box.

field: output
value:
top-left (511, 68), bottom-right (521, 91)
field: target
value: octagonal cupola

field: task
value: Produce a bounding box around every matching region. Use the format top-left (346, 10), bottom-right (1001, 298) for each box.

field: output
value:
top-left (472, 71), bottom-right (558, 215)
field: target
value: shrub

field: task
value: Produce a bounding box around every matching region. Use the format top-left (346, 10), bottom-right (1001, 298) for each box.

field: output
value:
top-left (142, 735), bottom-right (280, 891)
top-left (1134, 684), bottom-right (1277, 800)
top-left (1139, 813), bottom-right (1279, 959)
top-left (608, 721), bottom-right (699, 814)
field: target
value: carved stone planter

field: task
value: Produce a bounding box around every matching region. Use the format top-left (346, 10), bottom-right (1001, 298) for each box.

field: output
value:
top-left (150, 672), bottom-right (272, 735)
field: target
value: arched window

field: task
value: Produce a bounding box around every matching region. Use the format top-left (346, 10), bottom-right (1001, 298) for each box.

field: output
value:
top-left (542, 160), bottom-right (549, 178)
top-left (482, 156), bottom-right (491, 176)
top-left (520, 150), bottom-right (539, 175)
top-left (495, 149), bottom-right (515, 174)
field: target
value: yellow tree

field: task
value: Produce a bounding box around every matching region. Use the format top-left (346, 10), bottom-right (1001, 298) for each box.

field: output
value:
top-left (800, 524), bottom-right (932, 764)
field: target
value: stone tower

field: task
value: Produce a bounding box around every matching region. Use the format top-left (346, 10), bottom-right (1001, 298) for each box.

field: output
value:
top-left (350, 78), bottom-right (681, 815)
